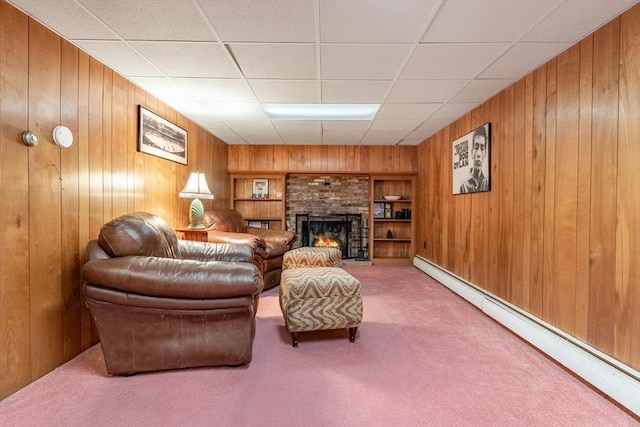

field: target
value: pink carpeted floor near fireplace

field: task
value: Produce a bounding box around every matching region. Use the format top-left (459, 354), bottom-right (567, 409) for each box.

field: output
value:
top-left (1, 265), bottom-right (637, 426)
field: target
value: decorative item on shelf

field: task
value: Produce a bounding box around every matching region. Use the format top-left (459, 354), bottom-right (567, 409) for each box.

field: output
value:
top-left (395, 211), bottom-right (405, 219)
top-left (373, 202), bottom-right (385, 219)
top-left (403, 208), bottom-right (411, 219)
top-left (179, 172), bottom-right (214, 229)
top-left (384, 203), bottom-right (392, 218)
top-left (386, 229), bottom-right (393, 238)
top-left (383, 195), bottom-right (401, 201)
top-left (252, 178), bottom-right (269, 198)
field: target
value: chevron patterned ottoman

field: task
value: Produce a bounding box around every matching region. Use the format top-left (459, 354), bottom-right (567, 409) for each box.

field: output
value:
top-left (282, 247), bottom-right (342, 270)
top-left (279, 267), bottom-right (362, 347)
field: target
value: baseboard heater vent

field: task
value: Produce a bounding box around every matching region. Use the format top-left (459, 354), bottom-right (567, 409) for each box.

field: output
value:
top-left (413, 255), bottom-right (640, 417)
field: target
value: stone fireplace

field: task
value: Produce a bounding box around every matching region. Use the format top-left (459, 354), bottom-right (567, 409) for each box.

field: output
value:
top-left (286, 175), bottom-right (369, 259)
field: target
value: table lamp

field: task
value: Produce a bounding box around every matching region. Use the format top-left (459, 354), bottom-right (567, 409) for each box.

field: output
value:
top-left (179, 172), bottom-right (214, 229)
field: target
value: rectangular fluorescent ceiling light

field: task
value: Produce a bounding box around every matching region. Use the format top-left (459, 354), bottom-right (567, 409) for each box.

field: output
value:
top-left (262, 103), bottom-right (379, 120)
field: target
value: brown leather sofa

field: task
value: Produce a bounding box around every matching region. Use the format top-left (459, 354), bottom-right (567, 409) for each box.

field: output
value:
top-left (82, 212), bottom-right (264, 376)
top-left (202, 209), bottom-right (297, 290)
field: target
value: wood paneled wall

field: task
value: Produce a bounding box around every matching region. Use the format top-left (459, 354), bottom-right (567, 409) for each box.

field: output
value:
top-left (228, 145), bottom-right (417, 174)
top-left (0, 2), bottom-right (229, 398)
top-left (416, 6), bottom-right (640, 371)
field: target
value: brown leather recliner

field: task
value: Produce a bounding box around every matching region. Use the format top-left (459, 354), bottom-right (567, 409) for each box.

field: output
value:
top-left (82, 212), bottom-right (263, 376)
top-left (202, 209), bottom-right (297, 290)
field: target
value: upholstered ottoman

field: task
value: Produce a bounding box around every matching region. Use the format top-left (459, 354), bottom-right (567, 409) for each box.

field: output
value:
top-left (279, 267), bottom-right (362, 347)
top-left (282, 247), bottom-right (342, 270)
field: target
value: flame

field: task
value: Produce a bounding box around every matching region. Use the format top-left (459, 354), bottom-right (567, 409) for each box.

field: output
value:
top-left (314, 235), bottom-right (340, 248)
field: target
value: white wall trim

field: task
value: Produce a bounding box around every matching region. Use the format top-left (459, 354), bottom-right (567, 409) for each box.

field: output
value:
top-left (413, 256), bottom-right (640, 417)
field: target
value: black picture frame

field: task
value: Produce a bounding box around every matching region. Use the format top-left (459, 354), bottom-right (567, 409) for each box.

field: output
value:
top-left (138, 105), bottom-right (187, 165)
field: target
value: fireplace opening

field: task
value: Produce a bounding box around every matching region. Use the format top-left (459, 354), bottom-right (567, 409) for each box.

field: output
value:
top-left (296, 213), bottom-right (367, 260)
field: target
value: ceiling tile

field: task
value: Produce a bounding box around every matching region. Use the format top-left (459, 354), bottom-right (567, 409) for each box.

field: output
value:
top-left (321, 45), bottom-right (412, 80)
top-left (9, 0), bottom-right (117, 40)
top-left (201, 102), bottom-right (266, 120)
top-left (175, 78), bottom-right (255, 102)
top-left (449, 79), bottom-right (514, 103)
top-left (73, 41), bottom-right (162, 76)
top-left (376, 103), bottom-right (440, 120)
top-left (322, 130), bottom-right (366, 145)
top-left (522, 0), bottom-right (639, 43)
top-left (77, 0), bottom-right (214, 41)
top-left (272, 121), bottom-right (322, 133)
top-left (360, 130), bottom-right (409, 145)
top-left (369, 119), bottom-right (423, 132)
top-left (422, 0), bottom-right (562, 43)
top-left (479, 42), bottom-right (571, 79)
top-left (321, 80), bottom-right (393, 103)
top-left (200, 0), bottom-right (315, 42)
top-left (131, 42), bottom-right (239, 78)
top-left (320, 0), bottom-right (439, 43)
top-left (322, 121), bottom-right (371, 131)
top-left (401, 43), bottom-right (510, 80)
top-left (387, 80), bottom-right (467, 103)
top-left (229, 44), bottom-right (317, 79)
top-left (248, 80), bottom-right (319, 103)
top-left (128, 77), bottom-right (192, 100)
top-left (429, 103), bottom-right (480, 120)
top-left (280, 133), bottom-right (323, 145)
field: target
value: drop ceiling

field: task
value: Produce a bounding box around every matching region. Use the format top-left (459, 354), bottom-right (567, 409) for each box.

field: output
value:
top-left (7, 0), bottom-right (639, 146)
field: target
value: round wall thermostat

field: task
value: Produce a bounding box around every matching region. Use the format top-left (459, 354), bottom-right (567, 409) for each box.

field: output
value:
top-left (53, 126), bottom-right (73, 148)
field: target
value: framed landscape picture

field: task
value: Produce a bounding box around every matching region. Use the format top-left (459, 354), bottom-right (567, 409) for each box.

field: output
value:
top-left (452, 123), bottom-right (491, 195)
top-left (138, 105), bottom-right (188, 165)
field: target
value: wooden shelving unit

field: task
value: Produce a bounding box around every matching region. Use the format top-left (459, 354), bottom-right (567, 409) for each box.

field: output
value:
top-left (369, 175), bottom-right (415, 264)
top-left (230, 173), bottom-right (286, 231)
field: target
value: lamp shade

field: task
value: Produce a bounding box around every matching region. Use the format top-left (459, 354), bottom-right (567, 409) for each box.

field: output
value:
top-left (179, 172), bottom-right (214, 200)
top-left (179, 172), bottom-right (214, 229)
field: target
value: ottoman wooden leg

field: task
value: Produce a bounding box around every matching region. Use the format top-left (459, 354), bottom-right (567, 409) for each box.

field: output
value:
top-left (348, 327), bottom-right (358, 343)
top-left (291, 332), bottom-right (299, 348)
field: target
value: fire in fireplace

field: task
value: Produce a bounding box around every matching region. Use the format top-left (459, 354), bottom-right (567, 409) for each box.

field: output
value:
top-left (296, 213), bottom-right (366, 259)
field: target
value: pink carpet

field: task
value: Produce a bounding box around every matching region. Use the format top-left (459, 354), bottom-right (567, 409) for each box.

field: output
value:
top-left (1, 265), bottom-right (637, 426)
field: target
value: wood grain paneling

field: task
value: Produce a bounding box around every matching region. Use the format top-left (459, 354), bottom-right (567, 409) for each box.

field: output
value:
top-left (0, 2), bottom-right (228, 398)
top-left (617, 5), bottom-right (640, 367)
top-left (228, 145), bottom-right (417, 174)
top-left (416, 7), bottom-right (640, 371)
top-left (0, 0), bottom-right (30, 397)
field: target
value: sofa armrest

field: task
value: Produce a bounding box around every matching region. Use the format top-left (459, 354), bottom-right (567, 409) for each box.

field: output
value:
top-left (176, 239), bottom-right (255, 263)
top-left (83, 257), bottom-right (263, 298)
top-left (247, 227), bottom-right (296, 249)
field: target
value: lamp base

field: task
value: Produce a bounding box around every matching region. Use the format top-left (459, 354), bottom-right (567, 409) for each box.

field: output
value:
top-left (187, 198), bottom-right (205, 229)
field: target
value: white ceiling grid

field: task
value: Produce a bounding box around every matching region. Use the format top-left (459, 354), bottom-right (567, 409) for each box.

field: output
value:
top-left (7, 0), bottom-right (639, 145)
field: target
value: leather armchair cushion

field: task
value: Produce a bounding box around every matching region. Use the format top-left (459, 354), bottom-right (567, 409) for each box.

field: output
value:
top-left (98, 212), bottom-right (179, 258)
top-left (203, 209), bottom-right (245, 233)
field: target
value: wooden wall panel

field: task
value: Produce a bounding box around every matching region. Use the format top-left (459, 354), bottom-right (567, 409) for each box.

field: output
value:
top-left (588, 17), bottom-right (620, 354)
top-left (228, 144), bottom-right (417, 174)
top-left (60, 40), bottom-right (81, 362)
top-left (617, 6), bottom-right (640, 367)
top-left (0, 0), bottom-right (30, 397)
top-left (553, 45), bottom-right (579, 334)
top-left (28, 21), bottom-right (63, 379)
top-left (0, 3), bottom-right (229, 398)
top-left (416, 7), bottom-right (640, 371)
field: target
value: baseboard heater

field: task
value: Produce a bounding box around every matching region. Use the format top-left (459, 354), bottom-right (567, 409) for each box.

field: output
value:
top-left (413, 255), bottom-right (640, 417)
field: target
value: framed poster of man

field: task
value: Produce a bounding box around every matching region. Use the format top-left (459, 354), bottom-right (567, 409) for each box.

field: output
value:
top-left (452, 123), bottom-right (491, 195)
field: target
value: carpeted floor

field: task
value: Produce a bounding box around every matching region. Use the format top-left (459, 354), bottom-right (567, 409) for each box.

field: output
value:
top-left (1, 265), bottom-right (637, 426)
